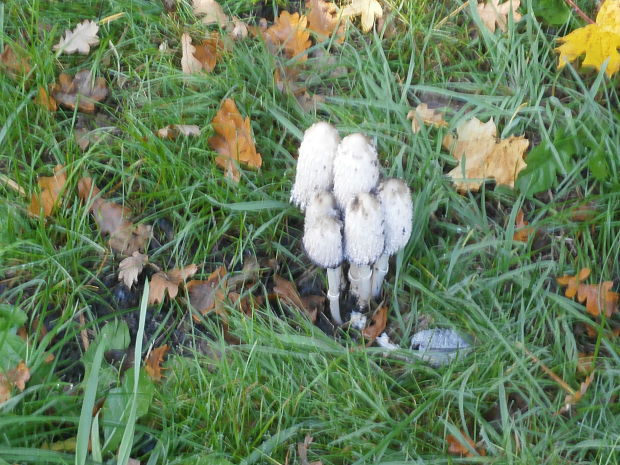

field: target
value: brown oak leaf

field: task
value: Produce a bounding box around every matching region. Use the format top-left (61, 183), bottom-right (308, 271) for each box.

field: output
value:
top-left (0, 361), bottom-right (30, 403)
top-left (180, 32), bottom-right (225, 74)
top-left (118, 252), bottom-right (148, 289)
top-left (273, 275), bottom-right (318, 322)
top-left (476, 0), bottom-right (522, 33)
top-left (447, 429), bottom-right (487, 457)
top-left (407, 103), bottom-right (447, 133)
top-left (513, 208), bottom-right (534, 242)
top-left (306, 0), bottom-right (345, 42)
top-left (556, 268), bottom-right (591, 299)
top-left (51, 70), bottom-right (108, 113)
top-left (29, 164), bottom-right (67, 217)
top-left (265, 11), bottom-right (312, 62)
top-left (188, 266), bottom-right (229, 319)
top-left (208, 98), bottom-right (262, 182)
top-left (576, 282), bottom-right (618, 318)
top-left (1, 45), bottom-right (31, 78)
top-left (362, 305), bottom-right (387, 345)
top-left (145, 344), bottom-right (169, 381)
top-left (149, 264), bottom-right (198, 304)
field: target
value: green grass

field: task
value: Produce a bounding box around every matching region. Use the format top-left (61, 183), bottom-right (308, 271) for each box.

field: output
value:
top-left (1, 0), bottom-right (619, 464)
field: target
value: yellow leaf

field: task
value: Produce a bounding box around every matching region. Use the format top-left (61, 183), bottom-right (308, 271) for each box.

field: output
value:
top-left (265, 11), bottom-right (312, 62)
top-left (341, 0), bottom-right (383, 33)
top-left (407, 103), bottom-right (447, 133)
top-left (29, 164), bottom-right (67, 217)
top-left (556, 0), bottom-right (620, 77)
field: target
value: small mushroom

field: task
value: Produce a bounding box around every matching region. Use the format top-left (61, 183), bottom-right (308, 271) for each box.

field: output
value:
top-left (344, 192), bottom-right (384, 308)
top-left (303, 211), bottom-right (344, 325)
top-left (290, 122), bottom-right (340, 211)
top-left (333, 133), bottom-right (380, 212)
top-left (304, 190), bottom-right (339, 227)
top-left (371, 178), bottom-right (413, 298)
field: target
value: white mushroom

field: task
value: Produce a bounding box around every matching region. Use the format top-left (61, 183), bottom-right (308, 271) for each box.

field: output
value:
top-left (290, 122), bottom-right (340, 211)
top-left (333, 133), bottom-right (380, 212)
top-left (371, 178), bottom-right (413, 298)
top-left (303, 213), bottom-right (344, 325)
top-left (344, 192), bottom-right (384, 308)
top-left (304, 190), bottom-right (339, 228)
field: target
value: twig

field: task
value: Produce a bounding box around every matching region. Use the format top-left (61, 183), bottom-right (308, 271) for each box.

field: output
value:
top-left (563, 0), bottom-right (595, 24)
top-left (435, 2), bottom-right (469, 29)
top-left (519, 343), bottom-right (575, 395)
top-left (0, 174), bottom-right (26, 196)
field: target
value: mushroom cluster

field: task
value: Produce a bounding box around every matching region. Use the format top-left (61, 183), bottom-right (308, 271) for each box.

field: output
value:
top-left (291, 122), bottom-right (413, 326)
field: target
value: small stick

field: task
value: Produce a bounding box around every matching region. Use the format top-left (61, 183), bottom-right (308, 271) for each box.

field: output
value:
top-left (78, 312), bottom-right (90, 351)
top-left (519, 343), bottom-right (575, 395)
top-left (562, 0), bottom-right (595, 24)
top-left (435, 2), bottom-right (469, 29)
top-left (0, 174), bottom-right (26, 196)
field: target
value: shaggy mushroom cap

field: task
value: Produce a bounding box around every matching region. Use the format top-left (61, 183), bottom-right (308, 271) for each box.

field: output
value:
top-left (333, 133), bottom-right (380, 211)
top-left (290, 122), bottom-right (340, 210)
top-left (377, 178), bottom-right (413, 256)
top-left (344, 192), bottom-right (384, 266)
top-left (304, 191), bottom-right (338, 228)
top-left (303, 215), bottom-right (343, 269)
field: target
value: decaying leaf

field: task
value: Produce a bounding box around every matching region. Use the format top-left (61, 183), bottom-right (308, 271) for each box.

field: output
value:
top-left (193, 0), bottom-right (229, 25)
top-left (556, 268), bottom-right (591, 299)
top-left (556, 0), bottom-right (620, 77)
top-left (362, 305), bottom-right (387, 345)
top-left (180, 32), bottom-right (224, 74)
top-left (297, 434), bottom-right (323, 465)
top-left (306, 0), bottom-right (346, 42)
top-left (447, 430), bottom-right (487, 457)
top-left (513, 209), bottom-right (534, 242)
top-left (53, 19), bottom-right (100, 55)
top-left (51, 70), bottom-right (108, 113)
top-left (559, 372), bottom-right (595, 414)
top-left (0, 45), bottom-right (31, 78)
top-left (150, 264), bottom-right (198, 305)
top-left (265, 11), bottom-right (312, 61)
top-left (208, 98), bottom-right (262, 182)
top-left (188, 266), bottom-right (228, 319)
top-left (227, 17), bottom-right (249, 40)
top-left (29, 164), bottom-right (67, 217)
top-left (341, 0), bottom-right (383, 33)
top-left (443, 117), bottom-right (528, 192)
top-left (407, 103), bottom-right (447, 133)
top-left (576, 282), bottom-right (618, 317)
top-left (118, 252), bottom-right (148, 289)
top-left (156, 124), bottom-right (201, 139)
top-left (0, 361), bottom-right (31, 403)
top-left (145, 344), bottom-right (169, 381)
top-left (476, 0), bottom-right (522, 33)
top-left (36, 87), bottom-right (58, 111)
top-left (273, 275), bottom-right (318, 322)
top-left (78, 177), bottom-right (152, 255)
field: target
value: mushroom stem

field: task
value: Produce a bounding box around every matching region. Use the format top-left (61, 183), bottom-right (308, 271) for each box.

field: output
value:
top-left (349, 264), bottom-right (372, 308)
top-left (326, 266), bottom-right (343, 325)
top-left (371, 253), bottom-right (389, 298)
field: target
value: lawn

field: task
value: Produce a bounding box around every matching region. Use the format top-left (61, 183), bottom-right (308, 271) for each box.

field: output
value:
top-left (1, 0), bottom-right (619, 464)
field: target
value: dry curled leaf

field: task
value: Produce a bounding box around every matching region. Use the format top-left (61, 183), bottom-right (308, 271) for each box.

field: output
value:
top-left (513, 208), bottom-right (534, 242)
top-left (306, 0), bottom-right (346, 42)
top-left (118, 252), bottom-right (148, 289)
top-left (29, 164), bottom-right (67, 217)
top-left (36, 87), bottom-right (58, 111)
top-left (227, 17), bottom-right (249, 40)
top-left (273, 275), bottom-right (318, 322)
top-left (556, 0), bottom-right (620, 77)
top-left (188, 266), bottom-right (228, 319)
top-left (53, 20), bottom-right (100, 55)
top-left (51, 70), bottom-right (108, 113)
top-left (180, 32), bottom-right (224, 74)
top-left (156, 124), bottom-right (201, 139)
top-left (208, 98), bottom-right (262, 182)
top-left (193, 0), bottom-right (229, 25)
top-left (265, 11), bottom-right (312, 61)
top-left (576, 282), bottom-right (618, 317)
top-left (407, 103), bottom-right (447, 133)
top-left (443, 117), bottom-right (528, 192)
top-left (297, 434), bottom-right (323, 465)
top-left (447, 430), bottom-right (487, 457)
top-left (341, 0), bottom-right (383, 33)
top-left (556, 268), bottom-right (591, 299)
top-left (476, 0), bottom-right (522, 33)
top-left (0, 361), bottom-right (30, 403)
top-left (1, 45), bottom-right (31, 78)
top-left (145, 344), bottom-right (169, 381)
top-left (149, 264), bottom-right (198, 304)
top-left (362, 305), bottom-right (387, 345)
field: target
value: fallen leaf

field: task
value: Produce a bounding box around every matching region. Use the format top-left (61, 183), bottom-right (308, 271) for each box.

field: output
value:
top-left (188, 266), bottom-right (228, 319)
top-left (35, 87), bottom-right (58, 111)
top-left (273, 275), bottom-right (317, 322)
top-left (156, 124), bottom-right (201, 139)
top-left (298, 434), bottom-right (323, 465)
top-left (109, 223), bottom-right (153, 256)
top-left (149, 264), bottom-right (198, 304)
top-left (51, 70), bottom-right (108, 113)
top-left (0, 45), bottom-right (31, 78)
top-left (118, 252), bottom-right (148, 288)
top-left (362, 305), bottom-right (387, 345)
top-left (560, 372), bottom-right (595, 414)
top-left (407, 103), bottom-right (447, 133)
top-left (576, 281), bottom-right (618, 317)
top-left (556, 0), bottom-right (620, 77)
top-left (0, 361), bottom-right (30, 403)
top-left (53, 19), bottom-right (100, 55)
top-left (443, 117), bottom-right (528, 192)
top-left (513, 208), bottom-right (534, 242)
top-left (180, 33), bottom-right (203, 74)
top-left (577, 353), bottom-right (595, 375)
top-left (227, 17), bottom-right (249, 40)
top-left (208, 98), bottom-right (262, 182)
top-left (341, 0), bottom-right (383, 33)
top-left (306, 0), bottom-right (346, 42)
top-left (447, 430), bottom-right (486, 457)
top-left (145, 344), bottom-right (169, 381)
top-left (180, 32), bottom-right (224, 74)
top-left (193, 0), bottom-right (229, 25)
top-left (556, 268), bottom-right (591, 299)
top-left (265, 11), bottom-right (312, 61)
top-left (476, 0), bottom-right (522, 33)
top-left (29, 164), bottom-right (67, 217)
